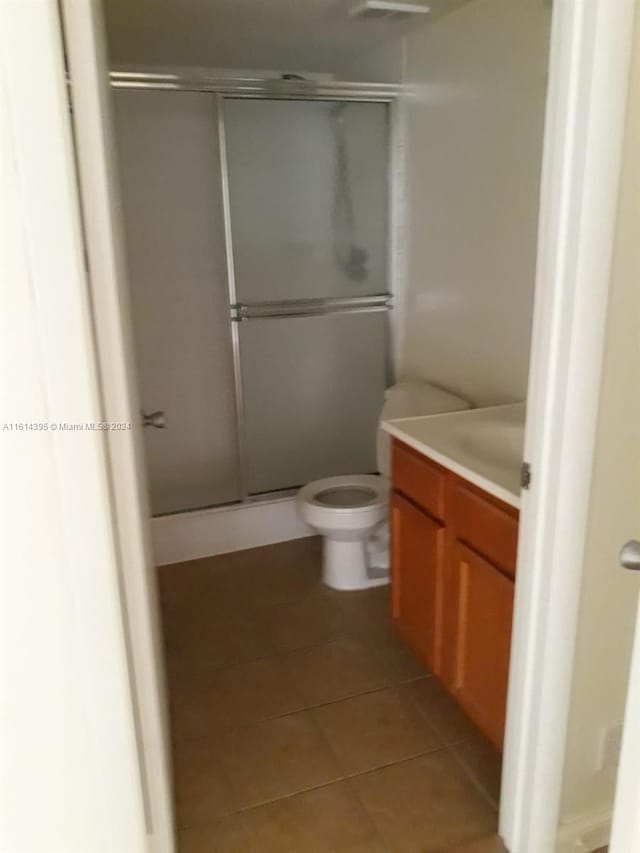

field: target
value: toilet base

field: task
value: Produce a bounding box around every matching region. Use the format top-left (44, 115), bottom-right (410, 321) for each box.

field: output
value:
top-left (322, 537), bottom-right (389, 591)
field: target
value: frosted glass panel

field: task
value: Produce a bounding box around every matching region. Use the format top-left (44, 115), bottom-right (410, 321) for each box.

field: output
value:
top-left (114, 91), bottom-right (241, 515)
top-left (223, 99), bottom-right (388, 303)
top-left (239, 312), bottom-right (388, 494)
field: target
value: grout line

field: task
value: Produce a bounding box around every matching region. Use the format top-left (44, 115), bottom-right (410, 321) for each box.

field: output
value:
top-left (398, 680), bottom-right (454, 749)
top-left (341, 775), bottom-right (395, 853)
top-left (211, 746), bottom-right (448, 821)
top-left (341, 743), bottom-right (446, 781)
top-left (166, 623), bottom-right (436, 677)
top-left (447, 741), bottom-right (501, 812)
top-left (227, 772), bottom-right (347, 816)
top-left (170, 677), bottom-right (434, 753)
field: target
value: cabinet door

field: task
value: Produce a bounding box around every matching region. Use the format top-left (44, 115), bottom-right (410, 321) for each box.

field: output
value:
top-left (390, 492), bottom-right (444, 672)
top-left (452, 542), bottom-right (514, 750)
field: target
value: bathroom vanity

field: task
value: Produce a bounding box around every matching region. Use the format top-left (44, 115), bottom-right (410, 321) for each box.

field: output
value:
top-left (383, 404), bottom-right (524, 751)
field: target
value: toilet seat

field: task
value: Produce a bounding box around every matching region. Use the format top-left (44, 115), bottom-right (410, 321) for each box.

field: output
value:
top-left (297, 474), bottom-right (388, 534)
top-left (299, 474), bottom-right (386, 508)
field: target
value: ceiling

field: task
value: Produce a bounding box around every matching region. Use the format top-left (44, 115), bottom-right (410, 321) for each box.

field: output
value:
top-left (101, 0), bottom-right (470, 81)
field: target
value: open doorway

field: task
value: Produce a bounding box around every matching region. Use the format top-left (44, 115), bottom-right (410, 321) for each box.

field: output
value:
top-left (71, 0), bottom-right (551, 849)
top-left (58, 4), bottom-right (636, 849)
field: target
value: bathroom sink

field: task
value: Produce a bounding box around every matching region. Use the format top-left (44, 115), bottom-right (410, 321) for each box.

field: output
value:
top-left (457, 421), bottom-right (525, 472)
top-left (381, 403), bottom-right (526, 508)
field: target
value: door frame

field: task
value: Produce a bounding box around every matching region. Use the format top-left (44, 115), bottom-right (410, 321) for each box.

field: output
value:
top-left (59, 1), bottom-right (175, 852)
top-left (0, 1), bottom-right (150, 850)
top-left (111, 74), bottom-right (398, 509)
top-left (500, 1), bottom-right (636, 851)
top-left (610, 587), bottom-right (640, 850)
top-left (24, 0), bottom-right (636, 851)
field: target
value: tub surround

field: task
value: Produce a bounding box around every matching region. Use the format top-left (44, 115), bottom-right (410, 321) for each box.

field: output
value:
top-left (382, 403), bottom-right (525, 510)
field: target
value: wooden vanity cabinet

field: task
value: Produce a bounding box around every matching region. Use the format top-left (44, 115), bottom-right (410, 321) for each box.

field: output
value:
top-left (390, 492), bottom-right (444, 672)
top-left (390, 438), bottom-right (518, 751)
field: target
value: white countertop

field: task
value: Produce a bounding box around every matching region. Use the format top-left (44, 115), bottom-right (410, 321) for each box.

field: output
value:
top-left (382, 403), bottom-right (526, 509)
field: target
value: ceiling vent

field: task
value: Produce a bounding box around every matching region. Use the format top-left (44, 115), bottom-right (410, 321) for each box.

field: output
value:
top-left (348, 0), bottom-right (431, 19)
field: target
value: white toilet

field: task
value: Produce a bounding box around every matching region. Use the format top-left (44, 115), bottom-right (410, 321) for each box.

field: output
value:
top-left (296, 382), bottom-right (470, 591)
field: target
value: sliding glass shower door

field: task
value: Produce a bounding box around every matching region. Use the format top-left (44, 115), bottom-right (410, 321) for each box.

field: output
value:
top-left (222, 98), bottom-right (390, 496)
top-left (113, 88), bottom-right (391, 514)
top-left (114, 91), bottom-right (242, 516)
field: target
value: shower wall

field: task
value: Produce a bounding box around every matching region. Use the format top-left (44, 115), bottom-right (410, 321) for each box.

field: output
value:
top-left (113, 91), bottom-right (240, 515)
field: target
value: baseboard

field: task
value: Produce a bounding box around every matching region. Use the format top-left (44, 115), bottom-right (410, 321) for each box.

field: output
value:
top-left (556, 806), bottom-right (612, 853)
top-left (150, 497), bottom-right (313, 566)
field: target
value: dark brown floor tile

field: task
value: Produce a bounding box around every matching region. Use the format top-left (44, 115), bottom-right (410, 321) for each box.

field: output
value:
top-left (284, 639), bottom-right (392, 706)
top-left (235, 537), bottom-right (324, 608)
top-left (169, 656), bottom-right (306, 744)
top-left (407, 676), bottom-right (480, 745)
top-left (242, 781), bottom-right (386, 852)
top-left (374, 633), bottom-right (431, 683)
top-left (172, 742), bottom-right (235, 828)
top-left (313, 686), bottom-right (442, 775)
top-left (352, 752), bottom-right (497, 853)
top-left (258, 593), bottom-right (349, 652)
top-left (177, 814), bottom-right (251, 853)
top-left (447, 835), bottom-right (508, 853)
top-left (164, 610), bottom-right (274, 672)
top-left (214, 711), bottom-right (342, 809)
top-left (336, 585), bottom-right (396, 645)
top-left (162, 540), bottom-right (505, 853)
top-left (160, 557), bottom-right (252, 618)
top-left (451, 729), bottom-right (503, 807)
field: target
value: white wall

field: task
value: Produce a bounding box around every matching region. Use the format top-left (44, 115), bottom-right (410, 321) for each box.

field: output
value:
top-left (558, 11), bottom-right (640, 836)
top-left (398, 0), bottom-right (551, 406)
top-left (102, 0), bottom-right (406, 82)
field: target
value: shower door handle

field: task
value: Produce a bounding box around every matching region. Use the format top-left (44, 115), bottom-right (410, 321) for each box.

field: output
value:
top-left (142, 410), bottom-right (166, 429)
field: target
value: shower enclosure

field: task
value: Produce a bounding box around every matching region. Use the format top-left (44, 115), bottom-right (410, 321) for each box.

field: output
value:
top-left (112, 74), bottom-right (396, 516)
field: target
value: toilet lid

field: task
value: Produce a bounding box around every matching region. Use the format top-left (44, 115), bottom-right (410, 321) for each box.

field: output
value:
top-left (313, 485), bottom-right (378, 508)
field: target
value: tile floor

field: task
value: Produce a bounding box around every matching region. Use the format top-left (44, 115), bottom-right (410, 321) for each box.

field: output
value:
top-left (159, 536), bottom-right (502, 852)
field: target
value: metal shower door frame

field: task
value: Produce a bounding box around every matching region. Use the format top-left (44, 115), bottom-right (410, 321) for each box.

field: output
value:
top-left (108, 71), bottom-right (399, 510)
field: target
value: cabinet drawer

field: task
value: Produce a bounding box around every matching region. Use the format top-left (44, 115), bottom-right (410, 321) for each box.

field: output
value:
top-left (392, 439), bottom-right (446, 522)
top-left (452, 481), bottom-right (518, 578)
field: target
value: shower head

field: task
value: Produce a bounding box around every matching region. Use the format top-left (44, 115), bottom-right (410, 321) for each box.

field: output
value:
top-left (348, 0), bottom-right (431, 20)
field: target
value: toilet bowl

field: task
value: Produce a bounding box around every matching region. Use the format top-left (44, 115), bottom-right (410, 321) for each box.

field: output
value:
top-left (297, 475), bottom-right (389, 591)
top-left (296, 382), bottom-right (470, 591)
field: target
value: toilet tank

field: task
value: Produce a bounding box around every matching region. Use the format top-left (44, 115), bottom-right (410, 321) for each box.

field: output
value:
top-left (376, 381), bottom-right (471, 477)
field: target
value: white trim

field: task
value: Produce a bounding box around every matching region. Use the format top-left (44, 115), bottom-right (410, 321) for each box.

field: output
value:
top-left (557, 807), bottom-right (612, 853)
top-left (500, 1), bottom-right (636, 851)
top-left (60, 1), bottom-right (175, 850)
top-left (151, 499), bottom-right (312, 566)
top-left (610, 595), bottom-right (640, 850)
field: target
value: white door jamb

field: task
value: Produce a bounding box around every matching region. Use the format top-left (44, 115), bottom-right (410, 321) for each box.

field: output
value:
top-left (500, 2), bottom-right (636, 851)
